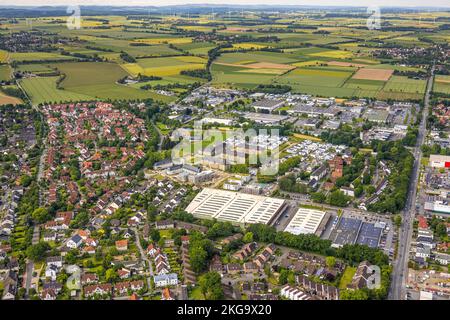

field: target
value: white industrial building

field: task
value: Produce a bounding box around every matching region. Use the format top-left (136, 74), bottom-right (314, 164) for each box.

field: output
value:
top-left (284, 207), bottom-right (328, 236)
top-left (185, 188), bottom-right (286, 225)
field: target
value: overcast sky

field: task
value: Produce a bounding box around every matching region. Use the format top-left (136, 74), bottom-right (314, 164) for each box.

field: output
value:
top-left (2, 0), bottom-right (450, 8)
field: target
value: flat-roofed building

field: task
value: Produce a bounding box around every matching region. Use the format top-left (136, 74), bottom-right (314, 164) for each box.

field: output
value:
top-left (429, 154), bottom-right (450, 168)
top-left (243, 112), bottom-right (290, 125)
top-left (200, 117), bottom-right (234, 126)
top-left (284, 208), bottom-right (328, 236)
top-left (185, 188), bottom-right (285, 225)
top-left (251, 99), bottom-right (284, 112)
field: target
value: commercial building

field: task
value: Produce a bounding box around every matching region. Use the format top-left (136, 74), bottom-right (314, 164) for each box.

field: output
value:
top-left (185, 188), bottom-right (286, 225)
top-left (429, 154), bottom-right (450, 168)
top-left (200, 117), bottom-right (234, 126)
top-left (424, 199), bottom-right (450, 214)
top-left (284, 208), bottom-right (329, 236)
top-left (329, 217), bottom-right (383, 248)
top-left (251, 99), bottom-right (284, 112)
top-left (243, 112), bottom-right (290, 125)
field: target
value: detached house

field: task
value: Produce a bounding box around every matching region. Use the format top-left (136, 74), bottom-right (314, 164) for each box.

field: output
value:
top-left (115, 240), bottom-right (128, 251)
top-left (67, 234), bottom-right (83, 249)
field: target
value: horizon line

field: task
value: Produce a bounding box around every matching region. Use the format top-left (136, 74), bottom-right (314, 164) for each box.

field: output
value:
top-left (1, 4), bottom-right (450, 9)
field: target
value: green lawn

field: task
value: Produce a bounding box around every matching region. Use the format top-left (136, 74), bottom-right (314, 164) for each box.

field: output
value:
top-left (189, 287), bottom-right (205, 300)
top-left (339, 266), bottom-right (357, 289)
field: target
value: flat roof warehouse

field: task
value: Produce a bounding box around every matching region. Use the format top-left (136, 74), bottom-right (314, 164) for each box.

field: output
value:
top-left (284, 207), bottom-right (329, 236)
top-left (185, 188), bottom-right (286, 226)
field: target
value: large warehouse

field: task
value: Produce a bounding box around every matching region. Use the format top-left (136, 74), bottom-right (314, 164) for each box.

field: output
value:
top-left (329, 217), bottom-right (383, 248)
top-left (284, 207), bottom-right (328, 236)
top-left (185, 188), bottom-right (286, 225)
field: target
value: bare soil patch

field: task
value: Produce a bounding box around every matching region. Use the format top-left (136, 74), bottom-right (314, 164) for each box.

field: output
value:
top-left (352, 68), bottom-right (393, 81)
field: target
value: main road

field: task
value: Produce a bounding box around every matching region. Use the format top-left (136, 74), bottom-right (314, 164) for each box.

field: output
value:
top-left (389, 64), bottom-right (435, 300)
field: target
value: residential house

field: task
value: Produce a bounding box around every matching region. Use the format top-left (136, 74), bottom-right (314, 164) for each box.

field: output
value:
top-left (115, 240), bottom-right (128, 251)
top-left (81, 273), bottom-right (98, 286)
top-left (84, 284), bottom-right (112, 297)
top-left (226, 263), bottom-right (242, 274)
top-left (155, 220), bottom-right (175, 230)
top-left (67, 234), bottom-right (83, 249)
top-left (154, 273), bottom-right (179, 288)
top-left (40, 289), bottom-right (57, 300)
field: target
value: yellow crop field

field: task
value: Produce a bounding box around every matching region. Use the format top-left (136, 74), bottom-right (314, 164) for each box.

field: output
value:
top-left (0, 50), bottom-right (10, 63)
top-left (232, 43), bottom-right (268, 50)
top-left (121, 63), bottom-right (145, 76)
top-left (142, 63), bottom-right (206, 76)
top-left (174, 56), bottom-right (207, 63)
top-left (81, 21), bottom-right (104, 27)
top-left (132, 37), bottom-right (193, 45)
top-left (292, 133), bottom-right (322, 142)
top-left (310, 50), bottom-right (353, 59)
top-left (179, 26), bottom-right (215, 32)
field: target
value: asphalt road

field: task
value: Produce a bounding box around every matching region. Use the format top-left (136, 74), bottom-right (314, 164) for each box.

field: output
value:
top-left (132, 227), bottom-right (154, 292)
top-left (388, 65), bottom-right (435, 300)
top-left (24, 261), bottom-right (34, 298)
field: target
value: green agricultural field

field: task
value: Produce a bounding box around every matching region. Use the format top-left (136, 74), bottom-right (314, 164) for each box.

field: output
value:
top-left (0, 65), bottom-right (12, 81)
top-left (279, 67), bottom-right (353, 87)
top-left (434, 75), bottom-right (450, 95)
top-left (343, 79), bottom-right (386, 91)
top-left (382, 76), bottom-right (427, 94)
top-left (216, 51), bottom-right (299, 65)
top-left (19, 76), bottom-right (93, 105)
top-left (81, 36), bottom-right (181, 58)
top-left (49, 62), bottom-right (175, 103)
top-left (51, 62), bottom-right (127, 87)
top-left (0, 9), bottom-right (438, 103)
top-left (276, 67), bottom-right (354, 90)
top-left (211, 63), bottom-right (274, 89)
top-left (122, 56), bottom-right (207, 77)
top-left (9, 52), bottom-right (74, 62)
top-left (14, 64), bottom-right (54, 73)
